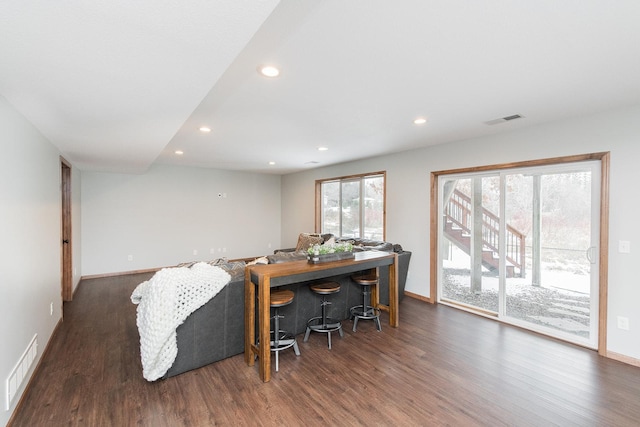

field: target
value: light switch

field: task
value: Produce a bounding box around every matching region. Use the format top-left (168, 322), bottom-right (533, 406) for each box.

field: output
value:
top-left (617, 316), bottom-right (630, 330)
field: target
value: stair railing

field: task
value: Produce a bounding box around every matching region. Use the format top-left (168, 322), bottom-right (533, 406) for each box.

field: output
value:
top-left (446, 189), bottom-right (525, 274)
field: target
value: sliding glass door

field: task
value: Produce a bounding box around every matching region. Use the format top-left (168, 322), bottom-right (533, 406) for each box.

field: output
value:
top-left (438, 161), bottom-right (600, 348)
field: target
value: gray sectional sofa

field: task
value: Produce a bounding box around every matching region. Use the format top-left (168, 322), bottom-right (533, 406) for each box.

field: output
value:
top-left (162, 236), bottom-right (411, 379)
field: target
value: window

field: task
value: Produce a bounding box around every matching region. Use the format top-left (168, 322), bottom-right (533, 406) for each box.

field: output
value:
top-left (430, 152), bottom-right (610, 353)
top-left (316, 172), bottom-right (385, 240)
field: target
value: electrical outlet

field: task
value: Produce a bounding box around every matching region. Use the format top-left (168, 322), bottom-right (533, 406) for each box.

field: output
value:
top-left (127, 255), bottom-right (133, 261)
top-left (619, 240), bottom-right (631, 253)
top-left (617, 316), bottom-right (630, 330)
top-left (193, 249), bottom-right (198, 256)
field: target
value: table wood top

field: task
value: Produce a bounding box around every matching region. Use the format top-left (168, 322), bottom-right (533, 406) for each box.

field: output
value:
top-left (246, 250), bottom-right (396, 287)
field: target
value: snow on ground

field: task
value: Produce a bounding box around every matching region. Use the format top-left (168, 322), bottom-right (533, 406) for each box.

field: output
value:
top-left (441, 246), bottom-right (592, 339)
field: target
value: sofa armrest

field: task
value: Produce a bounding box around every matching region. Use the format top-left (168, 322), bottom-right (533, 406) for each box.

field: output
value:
top-left (164, 278), bottom-right (245, 379)
top-left (274, 247), bottom-right (296, 254)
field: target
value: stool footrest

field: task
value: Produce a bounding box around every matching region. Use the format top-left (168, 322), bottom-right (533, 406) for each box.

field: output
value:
top-left (350, 305), bottom-right (382, 332)
top-left (306, 316), bottom-right (343, 333)
top-left (270, 330), bottom-right (296, 348)
top-left (303, 317), bottom-right (344, 349)
top-left (270, 337), bottom-right (298, 352)
top-left (350, 305), bottom-right (381, 319)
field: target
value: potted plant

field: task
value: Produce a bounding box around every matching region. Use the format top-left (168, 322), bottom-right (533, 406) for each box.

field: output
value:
top-left (307, 242), bottom-right (355, 263)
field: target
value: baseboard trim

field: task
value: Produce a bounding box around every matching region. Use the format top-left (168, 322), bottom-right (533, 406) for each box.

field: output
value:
top-left (81, 267), bottom-right (161, 280)
top-left (6, 318), bottom-right (63, 427)
top-left (402, 291), bottom-right (640, 367)
top-left (404, 290), bottom-right (434, 304)
top-left (606, 351), bottom-right (640, 367)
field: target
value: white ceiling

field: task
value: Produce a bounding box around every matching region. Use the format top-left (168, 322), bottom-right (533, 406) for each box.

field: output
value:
top-left (2, 1), bottom-right (640, 175)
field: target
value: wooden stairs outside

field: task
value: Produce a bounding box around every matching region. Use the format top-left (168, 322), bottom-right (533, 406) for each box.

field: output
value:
top-left (444, 189), bottom-right (525, 278)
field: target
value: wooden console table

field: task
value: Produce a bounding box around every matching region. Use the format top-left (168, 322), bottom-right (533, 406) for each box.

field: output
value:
top-left (244, 250), bottom-right (399, 382)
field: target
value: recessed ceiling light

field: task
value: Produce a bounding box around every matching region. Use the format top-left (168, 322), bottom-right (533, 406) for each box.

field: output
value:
top-left (175, 150), bottom-right (184, 155)
top-left (199, 126), bottom-right (211, 133)
top-left (318, 146), bottom-right (329, 151)
top-left (413, 117), bottom-right (427, 125)
top-left (258, 65), bottom-right (280, 78)
top-left (268, 161), bottom-right (276, 166)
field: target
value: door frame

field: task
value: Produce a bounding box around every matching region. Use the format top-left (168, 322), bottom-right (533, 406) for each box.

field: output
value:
top-left (61, 157), bottom-right (73, 302)
top-left (430, 152), bottom-right (610, 355)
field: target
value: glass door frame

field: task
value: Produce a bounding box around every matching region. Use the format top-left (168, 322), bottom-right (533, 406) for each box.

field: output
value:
top-left (429, 152), bottom-right (610, 354)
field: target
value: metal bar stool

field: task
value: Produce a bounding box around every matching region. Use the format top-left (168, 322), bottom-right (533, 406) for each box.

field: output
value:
top-left (303, 281), bottom-right (344, 349)
top-left (350, 272), bottom-right (382, 332)
top-left (270, 289), bottom-right (300, 372)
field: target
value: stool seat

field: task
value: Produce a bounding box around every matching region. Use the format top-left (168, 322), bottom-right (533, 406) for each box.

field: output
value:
top-left (270, 289), bottom-right (294, 307)
top-left (351, 272), bottom-right (378, 285)
top-left (304, 281), bottom-right (344, 349)
top-left (309, 282), bottom-right (341, 294)
top-left (350, 272), bottom-right (381, 332)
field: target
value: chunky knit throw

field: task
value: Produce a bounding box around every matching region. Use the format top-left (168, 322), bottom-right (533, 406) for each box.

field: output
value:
top-left (131, 263), bottom-right (231, 381)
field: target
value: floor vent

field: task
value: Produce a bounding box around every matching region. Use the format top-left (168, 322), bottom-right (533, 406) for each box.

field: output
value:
top-left (484, 114), bottom-right (525, 126)
top-left (5, 334), bottom-right (37, 411)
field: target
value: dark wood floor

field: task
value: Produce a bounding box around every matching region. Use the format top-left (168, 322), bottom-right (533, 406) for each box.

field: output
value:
top-left (9, 272), bottom-right (640, 426)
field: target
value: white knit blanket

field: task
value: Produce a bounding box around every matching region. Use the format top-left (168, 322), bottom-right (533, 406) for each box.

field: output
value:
top-left (130, 262), bottom-right (231, 381)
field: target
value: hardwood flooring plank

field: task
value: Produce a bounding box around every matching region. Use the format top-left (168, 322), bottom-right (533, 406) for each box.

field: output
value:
top-left (9, 272), bottom-right (640, 427)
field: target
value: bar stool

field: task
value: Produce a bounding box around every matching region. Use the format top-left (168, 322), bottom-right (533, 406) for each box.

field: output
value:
top-left (304, 281), bottom-right (344, 349)
top-left (350, 272), bottom-right (381, 332)
top-left (270, 289), bottom-right (300, 372)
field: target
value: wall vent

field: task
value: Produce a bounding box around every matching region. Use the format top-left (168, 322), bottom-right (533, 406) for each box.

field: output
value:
top-left (484, 114), bottom-right (525, 126)
top-left (503, 114), bottom-right (523, 121)
top-left (5, 334), bottom-right (37, 411)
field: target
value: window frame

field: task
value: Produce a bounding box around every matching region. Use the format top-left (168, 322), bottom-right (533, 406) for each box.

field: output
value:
top-left (315, 171), bottom-right (386, 240)
top-left (430, 152), bottom-right (610, 355)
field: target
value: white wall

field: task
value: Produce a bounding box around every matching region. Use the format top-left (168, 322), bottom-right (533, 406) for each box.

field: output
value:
top-left (281, 104), bottom-right (640, 360)
top-left (0, 96), bottom-right (64, 426)
top-left (81, 164), bottom-right (281, 276)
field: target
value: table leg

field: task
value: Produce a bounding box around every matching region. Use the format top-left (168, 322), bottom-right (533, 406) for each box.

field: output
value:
top-left (258, 275), bottom-right (271, 382)
top-left (371, 267), bottom-right (380, 308)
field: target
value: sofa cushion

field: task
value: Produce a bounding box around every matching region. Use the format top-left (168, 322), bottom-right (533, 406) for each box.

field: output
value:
top-left (176, 257), bottom-right (237, 269)
top-left (335, 237), bottom-right (394, 252)
top-left (176, 260), bottom-right (199, 268)
top-left (247, 256), bottom-right (269, 266)
top-left (295, 233), bottom-right (324, 252)
top-left (267, 251), bottom-right (308, 264)
top-left (321, 233), bottom-right (335, 243)
top-left (365, 242), bottom-right (394, 251)
top-left (324, 235), bottom-right (336, 245)
top-left (214, 260), bottom-right (246, 281)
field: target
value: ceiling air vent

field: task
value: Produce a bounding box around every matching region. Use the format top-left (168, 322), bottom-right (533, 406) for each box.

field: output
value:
top-left (484, 114), bottom-right (525, 126)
